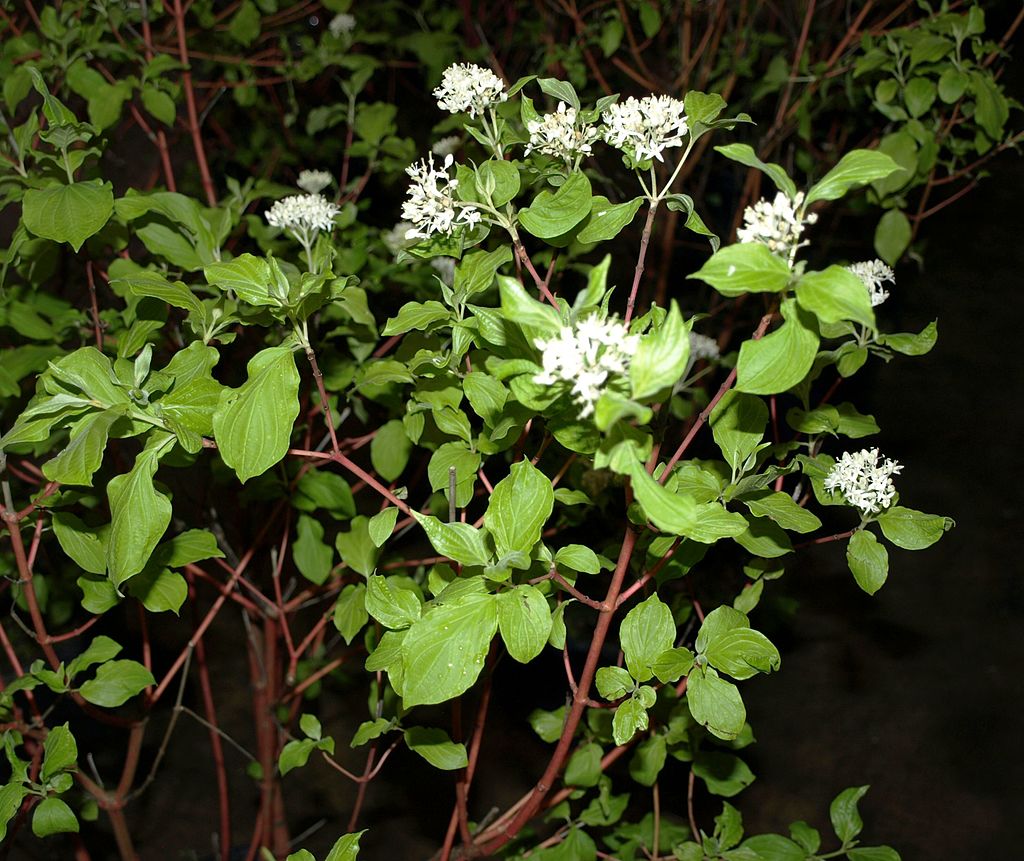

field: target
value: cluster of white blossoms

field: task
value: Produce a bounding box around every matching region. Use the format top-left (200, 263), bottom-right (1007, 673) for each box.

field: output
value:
top-left (328, 13), bottom-right (355, 37)
top-left (296, 169), bottom-right (333, 195)
top-left (824, 448), bottom-right (903, 516)
top-left (689, 331), bottom-right (720, 362)
top-left (525, 102), bottom-right (600, 161)
top-left (736, 191), bottom-right (817, 255)
top-left (401, 153), bottom-right (480, 240)
top-left (431, 135), bottom-right (462, 157)
top-left (534, 316), bottom-right (639, 418)
top-left (433, 63), bottom-right (507, 118)
top-left (265, 193), bottom-right (340, 236)
top-left (847, 259), bottom-right (895, 307)
top-left (602, 95), bottom-right (688, 163)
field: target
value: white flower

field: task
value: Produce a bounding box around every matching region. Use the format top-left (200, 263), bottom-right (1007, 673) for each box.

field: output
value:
top-left (433, 63), bottom-right (507, 119)
top-left (689, 332), bottom-right (720, 361)
top-left (328, 13), bottom-right (355, 37)
top-left (296, 169), bottom-right (333, 195)
top-left (431, 135), bottom-right (462, 157)
top-left (736, 191), bottom-right (817, 256)
top-left (381, 221), bottom-right (416, 255)
top-left (265, 193), bottom-right (340, 239)
top-left (847, 259), bottom-right (895, 307)
top-left (602, 94), bottom-right (688, 163)
top-left (430, 257), bottom-right (457, 286)
top-left (526, 102), bottom-right (600, 161)
top-left (401, 153), bottom-right (480, 240)
top-left (533, 316), bottom-right (639, 418)
top-left (823, 448), bottom-right (902, 516)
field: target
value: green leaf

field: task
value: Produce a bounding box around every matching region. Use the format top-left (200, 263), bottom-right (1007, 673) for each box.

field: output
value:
top-left (334, 516), bottom-right (379, 577)
top-left (333, 583), bottom-right (368, 645)
top-left (228, 0), bottom-right (261, 45)
top-left (371, 420), bottom-right (412, 482)
top-left (710, 391), bottom-right (768, 472)
top-left (414, 515), bottom-right (492, 567)
top-left (528, 706), bottom-right (568, 743)
top-left (627, 462), bottom-right (748, 543)
top-left (126, 567), bottom-right (187, 614)
top-left (400, 588), bottom-right (497, 706)
top-left (690, 243), bottom-right (791, 297)
top-left (741, 491), bottom-right (821, 534)
top-left (713, 143), bottom-right (796, 198)
top-left (537, 77), bottom-right (581, 111)
top-left (382, 300), bottom-right (450, 336)
top-left (620, 594), bottom-right (675, 682)
top-left (847, 531), bottom-right (888, 595)
top-left (611, 692), bottom-right (649, 745)
top-left (830, 785), bottom-right (868, 842)
top-left (32, 797), bottom-right (79, 837)
top-left (687, 667), bottom-right (746, 740)
top-left (324, 830), bottom-right (367, 861)
top-left (877, 506), bottom-right (951, 550)
top-left (476, 160), bottom-right (520, 208)
top-left (805, 150), bottom-right (903, 205)
top-left (596, 666), bottom-right (634, 700)
top-left (498, 275), bottom-right (561, 339)
top-left (741, 834), bottom-right (805, 860)
top-left (453, 246), bottom-right (513, 301)
top-left (116, 269), bottom-right (204, 315)
top-left (22, 180), bottom-right (114, 252)
top-left (42, 724), bottom-right (77, 782)
top-left (79, 659), bottom-right (155, 707)
top-left (629, 734), bottom-right (666, 787)
top-left (151, 529), bottom-right (224, 568)
top-left (796, 266), bottom-right (875, 329)
top-left (577, 196), bottom-right (643, 244)
top-left (630, 301), bottom-right (690, 399)
top-left (141, 86), bottom-right (175, 126)
top-left (497, 584), bottom-right (552, 663)
top-left (880, 321), bottom-right (937, 356)
top-left (106, 432), bottom-right (174, 588)
top-left (463, 373), bottom-right (507, 424)
top-left (213, 345), bottom-right (299, 483)
top-left (873, 209), bottom-right (911, 265)
top-left (651, 647), bottom-right (694, 684)
top-left (736, 300), bottom-right (819, 395)
top-left (0, 783), bottom-right (28, 842)
top-left (365, 575), bottom-right (421, 629)
top-left (554, 544), bottom-right (601, 575)
top-left (519, 170), bottom-right (592, 239)
top-left (904, 77), bottom-right (936, 118)
top-left (427, 441), bottom-right (480, 509)
top-left (278, 739), bottom-right (317, 776)
top-left (847, 848), bottom-right (901, 861)
top-left (204, 254), bottom-right (278, 307)
top-left (67, 636), bottom-right (122, 679)
top-left (404, 727), bottom-right (468, 770)
top-left (368, 508), bottom-right (399, 547)
top-left (351, 718), bottom-right (391, 748)
top-left (52, 512), bottom-right (107, 575)
top-left (970, 71), bottom-right (1009, 140)
top-left (293, 515), bottom-right (335, 585)
top-left (685, 90), bottom-right (726, 125)
top-left (484, 459), bottom-right (553, 557)
top-left (704, 628), bottom-right (781, 680)
top-left (694, 751), bottom-right (755, 798)
top-left (565, 742), bottom-right (603, 787)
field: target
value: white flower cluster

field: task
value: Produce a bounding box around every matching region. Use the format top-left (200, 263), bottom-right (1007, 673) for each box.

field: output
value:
top-left (431, 135), bottom-right (462, 157)
top-left (296, 169), bottom-right (333, 194)
top-left (401, 153), bottom-right (480, 240)
top-left (265, 193), bottom-right (340, 236)
top-left (433, 63), bottom-right (507, 119)
top-left (823, 448), bottom-right (902, 516)
top-left (534, 316), bottom-right (639, 418)
top-left (328, 13), bottom-right (355, 37)
top-left (689, 332), bottom-right (720, 361)
top-left (381, 220), bottom-right (415, 255)
top-left (847, 259), bottom-right (895, 307)
top-left (736, 191), bottom-right (817, 256)
top-left (602, 95), bottom-right (688, 163)
top-left (526, 102), bottom-right (600, 161)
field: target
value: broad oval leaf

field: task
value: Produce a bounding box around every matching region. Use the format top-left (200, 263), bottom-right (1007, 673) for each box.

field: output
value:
top-left (22, 180), bottom-right (114, 252)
